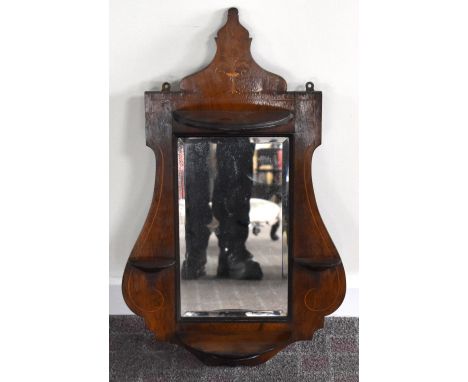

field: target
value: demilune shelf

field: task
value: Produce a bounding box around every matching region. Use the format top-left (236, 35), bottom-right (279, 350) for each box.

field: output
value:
top-left (172, 109), bottom-right (293, 130)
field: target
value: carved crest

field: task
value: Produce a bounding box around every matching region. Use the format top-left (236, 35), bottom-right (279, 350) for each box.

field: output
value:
top-left (180, 8), bottom-right (287, 95)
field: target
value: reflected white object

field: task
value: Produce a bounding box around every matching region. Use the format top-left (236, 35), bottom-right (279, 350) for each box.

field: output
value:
top-left (183, 310), bottom-right (284, 318)
top-left (178, 198), bottom-right (280, 226)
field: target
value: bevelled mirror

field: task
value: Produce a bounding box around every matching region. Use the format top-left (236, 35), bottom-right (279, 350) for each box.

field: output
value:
top-left (123, 8), bottom-right (346, 366)
top-left (178, 136), bottom-right (289, 318)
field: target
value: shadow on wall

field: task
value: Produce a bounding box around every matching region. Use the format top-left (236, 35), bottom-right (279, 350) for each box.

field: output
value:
top-left (109, 12), bottom-right (226, 279)
top-left (311, 88), bottom-right (359, 277)
top-left (109, 9), bottom-right (247, 279)
top-left (109, 95), bottom-right (154, 278)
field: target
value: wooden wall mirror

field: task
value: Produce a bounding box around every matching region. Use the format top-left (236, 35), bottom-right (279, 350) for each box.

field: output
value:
top-left (122, 8), bottom-right (346, 366)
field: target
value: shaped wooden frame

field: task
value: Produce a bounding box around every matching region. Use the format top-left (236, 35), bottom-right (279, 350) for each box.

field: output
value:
top-left (122, 8), bottom-right (346, 366)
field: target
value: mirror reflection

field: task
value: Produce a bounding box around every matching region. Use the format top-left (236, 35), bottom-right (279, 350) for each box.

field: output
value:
top-left (178, 137), bottom-right (289, 318)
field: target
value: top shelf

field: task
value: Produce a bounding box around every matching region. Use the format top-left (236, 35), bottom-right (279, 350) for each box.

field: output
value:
top-left (172, 109), bottom-right (293, 131)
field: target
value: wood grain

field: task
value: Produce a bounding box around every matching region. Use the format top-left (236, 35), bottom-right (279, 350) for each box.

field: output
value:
top-left (122, 7), bottom-right (346, 366)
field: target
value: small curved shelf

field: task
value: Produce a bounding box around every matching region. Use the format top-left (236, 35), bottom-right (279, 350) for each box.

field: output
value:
top-left (185, 344), bottom-right (277, 365)
top-left (294, 257), bottom-right (342, 271)
top-left (128, 258), bottom-right (175, 273)
top-left (172, 109), bottom-right (293, 130)
top-left (177, 329), bottom-right (291, 366)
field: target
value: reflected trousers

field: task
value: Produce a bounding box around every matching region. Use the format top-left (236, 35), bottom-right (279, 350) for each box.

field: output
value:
top-left (184, 139), bottom-right (254, 269)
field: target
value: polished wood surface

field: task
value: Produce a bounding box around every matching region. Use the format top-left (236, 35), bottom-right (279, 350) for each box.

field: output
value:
top-left (172, 109), bottom-right (293, 130)
top-left (122, 7), bottom-right (346, 366)
top-left (179, 8), bottom-right (286, 96)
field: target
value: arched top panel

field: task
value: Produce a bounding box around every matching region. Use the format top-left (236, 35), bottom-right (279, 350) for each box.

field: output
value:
top-left (179, 8), bottom-right (287, 96)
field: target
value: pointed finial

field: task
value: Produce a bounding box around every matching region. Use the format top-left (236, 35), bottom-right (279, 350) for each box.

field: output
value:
top-left (179, 7), bottom-right (287, 94)
top-left (216, 7), bottom-right (249, 42)
top-left (227, 7), bottom-right (239, 19)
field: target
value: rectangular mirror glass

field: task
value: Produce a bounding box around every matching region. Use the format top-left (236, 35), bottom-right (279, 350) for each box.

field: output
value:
top-left (177, 137), bottom-right (289, 318)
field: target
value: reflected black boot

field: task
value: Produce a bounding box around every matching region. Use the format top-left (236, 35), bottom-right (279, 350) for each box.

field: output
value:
top-left (181, 257), bottom-right (206, 280)
top-left (218, 247), bottom-right (263, 280)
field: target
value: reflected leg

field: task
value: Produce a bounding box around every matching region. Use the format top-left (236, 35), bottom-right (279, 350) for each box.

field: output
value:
top-left (213, 138), bottom-right (263, 280)
top-left (182, 141), bottom-right (212, 280)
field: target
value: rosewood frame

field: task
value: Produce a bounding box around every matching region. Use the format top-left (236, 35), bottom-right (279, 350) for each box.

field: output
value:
top-left (122, 8), bottom-right (346, 366)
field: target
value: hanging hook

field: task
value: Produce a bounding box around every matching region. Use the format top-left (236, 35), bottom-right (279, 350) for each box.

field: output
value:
top-left (305, 82), bottom-right (314, 92)
top-left (161, 82), bottom-right (171, 92)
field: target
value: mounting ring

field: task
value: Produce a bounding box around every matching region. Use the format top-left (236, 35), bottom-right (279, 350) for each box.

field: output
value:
top-left (306, 82), bottom-right (314, 92)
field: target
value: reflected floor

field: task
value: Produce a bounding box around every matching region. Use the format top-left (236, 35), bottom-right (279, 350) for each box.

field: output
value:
top-left (179, 224), bottom-right (288, 316)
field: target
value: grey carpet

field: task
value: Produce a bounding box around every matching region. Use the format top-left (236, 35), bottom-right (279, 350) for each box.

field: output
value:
top-left (110, 315), bottom-right (359, 381)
